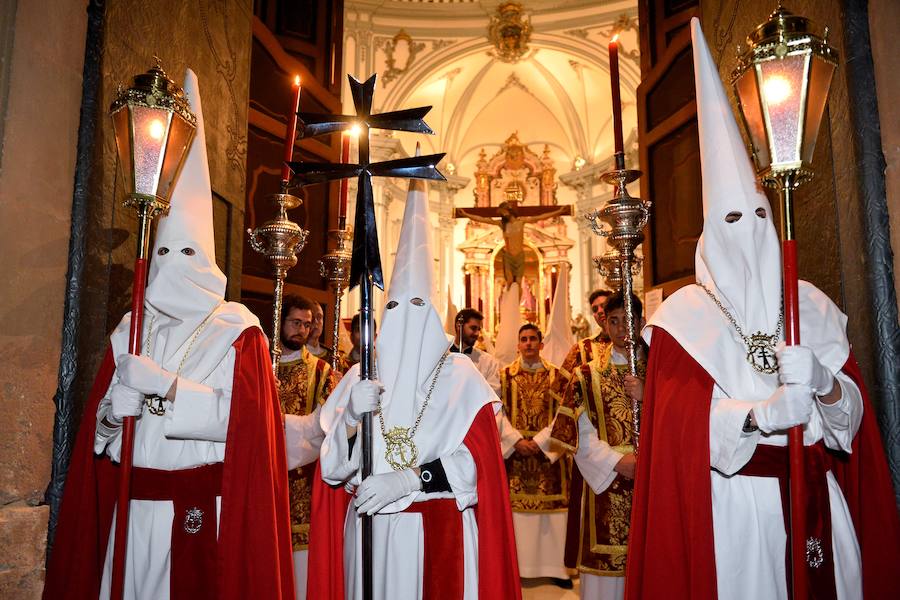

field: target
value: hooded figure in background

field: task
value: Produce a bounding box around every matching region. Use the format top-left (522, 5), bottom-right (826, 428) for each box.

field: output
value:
top-left (44, 69), bottom-right (294, 600)
top-left (308, 170), bottom-right (521, 600)
top-left (624, 19), bottom-right (900, 600)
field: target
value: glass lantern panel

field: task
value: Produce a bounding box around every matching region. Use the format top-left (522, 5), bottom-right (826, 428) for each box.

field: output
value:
top-left (157, 112), bottom-right (195, 202)
top-left (759, 55), bottom-right (807, 167)
top-left (734, 69), bottom-right (771, 171)
top-left (801, 56), bottom-right (836, 164)
top-left (111, 106), bottom-right (135, 193)
top-left (130, 104), bottom-right (170, 197)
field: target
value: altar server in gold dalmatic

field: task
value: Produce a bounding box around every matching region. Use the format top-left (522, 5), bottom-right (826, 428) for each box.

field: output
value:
top-left (279, 293), bottom-right (336, 600)
top-left (550, 291), bottom-right (645, 600)
top-left (499, 323), bottom-right (573, 588)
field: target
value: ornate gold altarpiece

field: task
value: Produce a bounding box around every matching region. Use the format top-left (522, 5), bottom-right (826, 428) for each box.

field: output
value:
top-left (459, 132), bottom-right (573, 335)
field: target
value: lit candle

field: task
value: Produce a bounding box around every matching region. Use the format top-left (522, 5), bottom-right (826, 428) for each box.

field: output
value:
top-left (281, 75), bottom-right (301, 183)
top-left (338, 131), bottom-right (351, 229)
top-left (609, 35), bottom-right (625, 158)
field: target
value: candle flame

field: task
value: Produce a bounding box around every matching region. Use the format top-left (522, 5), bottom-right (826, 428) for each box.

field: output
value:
top-left (293, 75), bottom-right (301, 86)
top-left (148, 119), bottom-right (165, 141)
top-left (611, 33), bottom-right (620, 44)
top-left (763, 75), bottom-right (792, 106)
top-left (348, 124), bottom-right (361, 137)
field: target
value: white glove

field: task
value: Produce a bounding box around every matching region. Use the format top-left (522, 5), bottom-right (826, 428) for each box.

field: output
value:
top-left (346, 379), bottom-right (383, 427)
top-left (354, 469), bottom-right (421, 515)
top-left (753, 384), bottom-right (815, 433)
top-left (109, 383), bottom-right (144, 422)
top-left (776, 345), bottom-right (834, 396)
top-left (117, 354), bottom-right (177, 397)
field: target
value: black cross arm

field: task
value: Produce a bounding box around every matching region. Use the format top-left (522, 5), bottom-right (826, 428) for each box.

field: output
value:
top-left (297, 113), bottom-right (358, 139)
top-left (368, 154), bottom-right (447, 181)
top-left (367, 107), bottom-right (435, 134)
top-left (286, 161), bottom-right (363, 185)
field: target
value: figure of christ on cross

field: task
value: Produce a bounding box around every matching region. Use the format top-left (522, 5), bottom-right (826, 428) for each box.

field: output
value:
top-left (455, 199), bottom-right (571, 287)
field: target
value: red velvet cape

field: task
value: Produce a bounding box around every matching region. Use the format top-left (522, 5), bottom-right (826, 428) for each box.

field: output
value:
top-left (624, 327), bottom-right (900, 599)
top-left (307, 403), bottom-right (522, 599)
top-left (43, 327), bottom-right (295, 599)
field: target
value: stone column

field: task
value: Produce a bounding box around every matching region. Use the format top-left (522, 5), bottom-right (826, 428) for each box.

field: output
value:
top-left (433, 173), bottom-right (469, 316)
top-left (0, 1), bottom-right (86, 596)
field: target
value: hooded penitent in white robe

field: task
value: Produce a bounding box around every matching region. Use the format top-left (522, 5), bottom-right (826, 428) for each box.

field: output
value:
top-left (92, 70), bottom-right (266, 599)
top-left (641, 20), bottom-right (862, 600)
top-left (317, 172), bottom-right (503, 599)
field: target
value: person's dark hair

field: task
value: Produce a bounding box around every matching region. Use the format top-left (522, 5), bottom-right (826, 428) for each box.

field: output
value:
top-left (350, 313), bottom-right (377, 334)
top-left (518, 322), bottom-right (543, 341)
top-left (282, 294), bottom-right (316, 327)
top-left (588, 288), bottom-right (613, 305)
top-left (455, 307), bottom-right (484, 327)
top-left (603, 291), bottom-right (643, 321)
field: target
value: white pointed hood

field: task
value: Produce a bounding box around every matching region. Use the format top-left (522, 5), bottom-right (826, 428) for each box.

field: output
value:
top-left (691, 18), bottom-right (782, 335)
top-left (375, 148), bottom-right (450, 403)
top-left (542, 264), bottom-right (575, 366)
top-left (144, 69), bottom-right (227, 325)
top-left (645, 19), bottom-right (849, 399)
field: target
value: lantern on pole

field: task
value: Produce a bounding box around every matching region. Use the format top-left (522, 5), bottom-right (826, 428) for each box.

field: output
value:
top-left (108, 59), bottom-right (196, 600)
top-left (731, 5), bottom-right (838, 599)
top-left (732, 4), bottom-right (838, 235)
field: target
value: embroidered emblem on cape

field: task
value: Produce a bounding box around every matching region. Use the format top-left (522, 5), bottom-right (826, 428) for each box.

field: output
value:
top-left (806, 537), bottom-right (824, 568)
top-left (184, 507), bottom-right (204, 534)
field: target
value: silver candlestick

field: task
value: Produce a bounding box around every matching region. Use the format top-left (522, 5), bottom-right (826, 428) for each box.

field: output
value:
top-left (248, 190), bottom-right (310, 377)
top-left (585, 154), bottom-right (650, 445)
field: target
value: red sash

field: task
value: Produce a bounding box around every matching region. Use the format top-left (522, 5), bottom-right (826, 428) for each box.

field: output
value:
top-left (402, 499), bottom-right (465, 600)
top-left (737, 441), bottom-right (837, 600)
top-left (130, 463), bottom-right (224, 600)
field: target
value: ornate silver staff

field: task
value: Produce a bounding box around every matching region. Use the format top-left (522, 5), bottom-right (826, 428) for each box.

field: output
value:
top-left (586, 157), bottom-right (650, 444)
top-left (319, 227), bottom-right (353, 372)
top-left (248, 189), bottom-right (309, 377)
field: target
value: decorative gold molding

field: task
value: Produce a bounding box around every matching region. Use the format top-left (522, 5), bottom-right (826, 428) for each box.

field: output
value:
top-left (487, 2), bottom-right (532, 64)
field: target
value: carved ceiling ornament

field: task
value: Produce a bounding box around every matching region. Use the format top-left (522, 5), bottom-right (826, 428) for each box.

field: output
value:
top-left (488, 2), bottom-right (533, 64)
top-left (382, 28), bottom-right (426, 84)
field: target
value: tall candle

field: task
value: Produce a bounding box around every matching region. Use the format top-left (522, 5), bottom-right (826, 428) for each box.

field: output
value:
top-left (281, 75), bottom-right (302, 183)
top-left (609, 35), bottom-right (624, 156)
top-left (338, 132), bottom-right (351, 229)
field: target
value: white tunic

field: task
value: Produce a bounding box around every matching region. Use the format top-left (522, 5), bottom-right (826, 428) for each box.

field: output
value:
top-left (319, 357), bottom-right (496, 600)
top-left (94, 306), bottom-right (255, 600)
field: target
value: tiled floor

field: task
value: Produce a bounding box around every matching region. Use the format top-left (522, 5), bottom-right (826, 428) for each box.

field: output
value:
top-left (521, 577), bottom-right (580, 599)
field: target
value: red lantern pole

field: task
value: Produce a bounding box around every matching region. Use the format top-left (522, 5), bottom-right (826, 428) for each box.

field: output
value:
top-left (779, 173), bottom-right (808, 600)
top-left (110, 202), bottom-right (158, 600)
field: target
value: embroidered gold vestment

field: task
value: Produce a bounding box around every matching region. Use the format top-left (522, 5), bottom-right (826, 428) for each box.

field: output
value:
top-left (278, 347), bottom-right (333, 550)
top-left (500, 357), bottom-right (571, 513)
top-left (550, 344), bottom-right (646, 576)
top-left (559, 333), bottom-right (609, 376)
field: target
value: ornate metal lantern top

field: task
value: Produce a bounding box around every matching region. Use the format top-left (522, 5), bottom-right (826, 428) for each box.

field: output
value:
top-left (731, 4), bottom-right (838, 185)
top-left (110, 59), bottom-right (197, 206)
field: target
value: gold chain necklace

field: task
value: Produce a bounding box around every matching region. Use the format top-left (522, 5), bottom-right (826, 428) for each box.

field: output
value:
top-left (377, 352), bottom-right (449, 470)
top-left (698, 283), bottom-right (783, 374)
top-left (142, 303), bottom-right (223, 415)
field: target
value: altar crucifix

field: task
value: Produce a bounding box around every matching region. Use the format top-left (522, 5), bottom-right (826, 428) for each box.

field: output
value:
top-left (454, 188), bottom-right (572, 286)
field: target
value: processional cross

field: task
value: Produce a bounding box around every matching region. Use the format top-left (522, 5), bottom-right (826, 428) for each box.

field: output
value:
top-left (287, 74), bottom-right (445, 600)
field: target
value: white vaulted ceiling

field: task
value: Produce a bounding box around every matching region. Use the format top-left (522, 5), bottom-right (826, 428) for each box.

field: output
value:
top-left (344, 0), bottom-right (641, 179)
